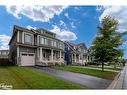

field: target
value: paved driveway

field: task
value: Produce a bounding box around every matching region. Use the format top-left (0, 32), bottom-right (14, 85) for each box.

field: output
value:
top-left (33, 66), bottom-right (112, 89)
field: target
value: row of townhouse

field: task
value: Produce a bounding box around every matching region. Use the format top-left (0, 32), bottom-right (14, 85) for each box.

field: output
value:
top-left (8, 25), bottom-right (94, 66)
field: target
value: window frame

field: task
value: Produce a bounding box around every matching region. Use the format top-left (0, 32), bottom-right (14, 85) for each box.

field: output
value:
top-left (24, 33), bottom-right (34, 45)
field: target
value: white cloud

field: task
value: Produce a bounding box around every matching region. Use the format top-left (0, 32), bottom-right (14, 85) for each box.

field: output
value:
top-left (64, 13), bottom-right (69, 17)
top-left (26, 25), bottom-right (37, 30)
top-left (6, 5), bottom-right (68, 22)
top-left (96, 6), bottom-right (104, 12)
top-left (0, 35), bottom-right (11, 50)
top-left (59, 20), bottom-right (68, 30)
top-left (64, 12), bottom-right (71, 20)
top-left (59, 20), bottom-right (65, 26)
top-left (50, 25), bottom-right (77, 41)
top-left (99, 6), bottom-right (127, 32)
top-left (71, 22), bottom-right (76, 28)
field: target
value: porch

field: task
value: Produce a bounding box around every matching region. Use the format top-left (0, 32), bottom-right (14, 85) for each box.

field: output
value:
top-left (72, 54), bottom-right (86, 65)
top-left (36, 47), bottom-right (65, 66)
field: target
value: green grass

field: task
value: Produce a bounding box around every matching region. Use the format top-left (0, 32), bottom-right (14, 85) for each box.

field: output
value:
top-left (0, 66), bottom-right (85, 89)
top-left (87, 65), bottom-right (122, 71)
top-left (54, 66), bottom-right (118, 80)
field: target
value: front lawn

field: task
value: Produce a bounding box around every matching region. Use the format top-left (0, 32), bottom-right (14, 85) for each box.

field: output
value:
top-left (54, 66), bottom-right (118, 80)
top-left (0, 66), bottom-right (85, 89)
top-left (87, 65), bottom-right (123, 71)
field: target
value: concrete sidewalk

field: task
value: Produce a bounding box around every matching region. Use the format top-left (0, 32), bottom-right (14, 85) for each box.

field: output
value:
top-left (108, 63), bottom-right (127, 89)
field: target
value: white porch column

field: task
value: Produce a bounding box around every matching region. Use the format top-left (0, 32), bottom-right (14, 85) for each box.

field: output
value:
top-left (40, 47), bottom-right (42, 61)
top-left (75, 54), bottom-right (76, 63)
top-left (51, 49), bottom-right (54, 65)
top-left (60, 51), bottom-right (61, 62)
top-left (78, 55), bottom-right (80, 63)
top-left (17, 46), bottom-right (19, 65)
top-left (71, 53), bottom-right (73, 64)
top-left (51, 49), bottom-right (53, 61)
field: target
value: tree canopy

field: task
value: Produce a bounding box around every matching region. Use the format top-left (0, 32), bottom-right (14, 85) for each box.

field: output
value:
top-left (92, 16), bottom-right (126, 71)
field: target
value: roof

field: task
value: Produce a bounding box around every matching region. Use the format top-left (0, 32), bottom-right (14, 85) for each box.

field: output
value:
top-left (76, 43), bottom-right (87, 49)
top-left (65, 42), bottom-right (87, 54)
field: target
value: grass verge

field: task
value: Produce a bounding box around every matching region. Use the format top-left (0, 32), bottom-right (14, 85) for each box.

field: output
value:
top-left (0, 66), bottom-right (85, 89)
top-left (54, 66), bottom-right (118, 80)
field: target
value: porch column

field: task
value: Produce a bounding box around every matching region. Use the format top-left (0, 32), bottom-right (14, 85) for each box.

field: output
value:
top-left (51, 49), bottom-right (53, 61)
top-left (40, 47), bottom-right (42, 61)
top-left (60, 51), bottom-right (61, 62)
top-left (72, 54), bottom-right (73, 64)
top-left (75, 54), bottom-right (76, 63)
top-left (78, 55), bottom-right (80, 63)
top-left (51, 49), bottom-right (54, 65)
top-left (37, 48), bottom-right (39, 61)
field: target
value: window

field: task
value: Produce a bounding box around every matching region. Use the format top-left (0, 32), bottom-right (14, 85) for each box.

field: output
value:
top-left (54, 41), bottom-right (57, 47)
top-left (28, 54), bottom-right (34, 56)
top-left (45, 38), bottom-right (48, 45)
top-left (40, 37), bottom-right (44, 44)
top-left (48, 39), bottom-right (52, 46)
top-left (59, 43), bottom-right (62, 49)
top-left (51, 40), bottom-right (54, 46)
top-left (22, 54), bottom-right (27, 56)
top-left (2, 52), bottom-right (7, 55)
top-left (24, 34), bottom-right (32, 44)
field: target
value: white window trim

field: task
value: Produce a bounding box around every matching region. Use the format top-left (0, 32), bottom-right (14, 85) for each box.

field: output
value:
top-left (40, 36), bottom-right (45, 45)
top-left (22, 32), bottom-right (24, 43)
top-left (23, 32), bottom-right (34, 45)
top-left (37, 35), bottom-right (40, 45)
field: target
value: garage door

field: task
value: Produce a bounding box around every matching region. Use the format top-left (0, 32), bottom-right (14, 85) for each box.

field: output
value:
top-left (21, 53), bottom-right (35, 66)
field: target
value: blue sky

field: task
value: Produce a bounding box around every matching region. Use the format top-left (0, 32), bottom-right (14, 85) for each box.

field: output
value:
top-left (0, 6), bottom-right (126, 58)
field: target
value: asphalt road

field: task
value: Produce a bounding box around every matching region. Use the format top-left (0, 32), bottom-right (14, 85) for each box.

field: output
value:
top-left (33, 66), bottom-right (112, 89)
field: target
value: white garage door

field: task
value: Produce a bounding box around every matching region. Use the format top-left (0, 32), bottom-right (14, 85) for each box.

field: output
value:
top-left (21, 53), bottom-right (35, 66)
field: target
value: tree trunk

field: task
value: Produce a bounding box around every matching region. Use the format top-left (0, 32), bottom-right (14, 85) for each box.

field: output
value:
top-left (114, 62), bottom-right (116, 69)
top-left (102, 62), bottom-right (104, 72)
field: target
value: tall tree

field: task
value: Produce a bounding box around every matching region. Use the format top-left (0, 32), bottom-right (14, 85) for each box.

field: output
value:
top-left (92, 16), bottom-right (125, 71)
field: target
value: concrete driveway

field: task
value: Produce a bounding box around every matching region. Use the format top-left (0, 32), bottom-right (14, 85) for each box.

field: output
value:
top-left (33, 66), bottom-right (112, 89)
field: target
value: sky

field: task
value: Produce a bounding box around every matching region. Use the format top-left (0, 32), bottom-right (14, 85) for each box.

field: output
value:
top-left (0, 5), bottom-right (126, 58)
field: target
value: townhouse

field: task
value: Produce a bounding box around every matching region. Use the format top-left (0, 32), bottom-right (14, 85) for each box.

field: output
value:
top-left (8, 25), bottom-right (93, 66)
top-left (64, 42), bottom-right (88, 65)
top-left (9, 25), bottom-right (65, 66)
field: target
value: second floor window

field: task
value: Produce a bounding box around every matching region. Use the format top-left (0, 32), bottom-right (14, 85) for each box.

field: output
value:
top-left (24, 34), bottom-right (32, 44)
top-left (45, 38), bottom-right (48, 45)
top-left (54, 41), bottom-right (57, 47)
top-left (40, 37), bottom-right (44, 44)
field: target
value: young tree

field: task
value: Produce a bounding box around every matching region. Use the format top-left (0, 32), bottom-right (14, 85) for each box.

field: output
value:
top-left (92, 16), bottom-right (125, 71)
